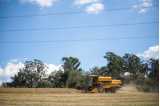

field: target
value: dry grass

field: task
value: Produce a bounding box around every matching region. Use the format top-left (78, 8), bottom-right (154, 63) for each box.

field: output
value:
top-left (0, 88), bottom-right (80, 94)
top-left (0, 87), bottom-right (158, 106)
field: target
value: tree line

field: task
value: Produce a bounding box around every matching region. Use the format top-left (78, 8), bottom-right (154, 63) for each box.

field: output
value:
top-left (2, 52), bottom-right (159, 92)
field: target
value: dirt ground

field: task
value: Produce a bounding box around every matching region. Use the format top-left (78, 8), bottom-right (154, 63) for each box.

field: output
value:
top-left (0, 86), bottom-right (158, 106)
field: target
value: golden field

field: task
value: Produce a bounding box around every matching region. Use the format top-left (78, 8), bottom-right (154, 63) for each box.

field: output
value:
top-left (0, 87), bottom-right (158, 106)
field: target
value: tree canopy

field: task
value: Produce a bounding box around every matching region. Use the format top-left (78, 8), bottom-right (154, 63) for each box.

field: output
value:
top-left (11, 59), bottom-right (46, 88)
top-left (2, 52), bottom-right (159, 92)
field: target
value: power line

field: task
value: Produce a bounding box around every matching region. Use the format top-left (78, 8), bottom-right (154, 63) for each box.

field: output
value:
top-left (0, 36), bottom-right (157, 44)
top-left (0, 21), bottom-right (158, 32)
top-left (0, 6), bottom-right (158, 19)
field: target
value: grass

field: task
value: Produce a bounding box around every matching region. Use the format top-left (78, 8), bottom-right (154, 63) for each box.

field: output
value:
top-left (0, 88), bottom-right (158, 106)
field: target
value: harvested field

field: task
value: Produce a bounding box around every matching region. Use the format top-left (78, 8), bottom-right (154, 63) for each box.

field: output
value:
top-left (0, 88), bottom-right (80, 94)
top-left (0, 88), bottom-right (158, 106)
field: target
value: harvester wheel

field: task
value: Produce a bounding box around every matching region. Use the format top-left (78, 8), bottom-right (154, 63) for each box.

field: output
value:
top-left (105, 88), bottom-right (116, 93)
top-left (97, 85), bottom-right (105, 93)
top-left (111, 88), bottom-right (116, 93)
top-left (111, 87), bottom-right (117, 93)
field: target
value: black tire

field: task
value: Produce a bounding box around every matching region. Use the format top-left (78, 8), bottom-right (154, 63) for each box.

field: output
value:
top-left (105, 88), bottom-right (116, 93)
top-left (97, 85), bottom-right (105, 93)
top-left (111, 88), bottom-right (116, 93)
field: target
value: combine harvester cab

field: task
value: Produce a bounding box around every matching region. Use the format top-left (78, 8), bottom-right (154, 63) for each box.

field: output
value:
top-left (88, 75), bottom-right (122, 93)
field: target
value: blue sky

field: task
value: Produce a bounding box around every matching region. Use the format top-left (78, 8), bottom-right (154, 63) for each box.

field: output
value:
top-left (0, 0), bottom-right (159, 72)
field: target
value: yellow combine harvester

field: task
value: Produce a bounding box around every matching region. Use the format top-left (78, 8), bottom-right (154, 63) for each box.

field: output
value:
top-left (88, 75), bottom-right (122, 93)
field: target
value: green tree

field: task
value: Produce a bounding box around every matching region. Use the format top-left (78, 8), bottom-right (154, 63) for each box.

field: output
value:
top-left (62, 57), bottom-right (81, 71)
top-left (148, 59), bottom-right (159, 82)
top-left (104, 52), bottom-right (125, 78)
top-left (123, 53), bottom-right (144, 80)
top-left (62, 57), bottom-right (83, 88)
top-left (48, 70), bottom-right (65, 87)
top-left (90, 66), bottom-right (109, 76)
top-left (143, 59), bottom-right (159, 91)
top-left (11, 59), bottom-right (46, 88)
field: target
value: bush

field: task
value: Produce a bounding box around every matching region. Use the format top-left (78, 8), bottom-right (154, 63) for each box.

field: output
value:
top-left (136, 78), bottom-right (159, 92)
top-left (37, 81), bottom-right (52, 88)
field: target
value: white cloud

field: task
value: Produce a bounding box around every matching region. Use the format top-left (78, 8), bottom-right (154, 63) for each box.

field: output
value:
top-left (74, 0), bottom-right (99, 5)
top-left (20, 0), bottom-right (59, 8)
top-left (0, 62), bottom-right (24, 84)
top-left (0, 63), bottom-right (23, 78)
top-left (137, 45), bottom-right (159, 60)
top-left (133, 0), bottom-right (152, 13)
top-left (74, 0), bottom-right (104, 14)
top-left (85, 3), bottom-right (104, 14)
top-left (45, 64), bottom-right (63, 76)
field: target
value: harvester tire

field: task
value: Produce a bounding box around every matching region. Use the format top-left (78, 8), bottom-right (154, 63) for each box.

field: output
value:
top-left (105, 88), bottom-right (116, 93)
top-left (97, 86), bottom-right (105, 93)
top-left (111, 88), bottom-right (116, 93)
